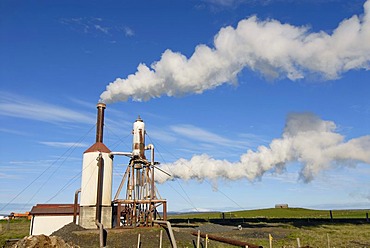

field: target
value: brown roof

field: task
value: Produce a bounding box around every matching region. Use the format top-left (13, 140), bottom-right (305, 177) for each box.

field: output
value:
top-left (84, 142), bottom-right (111, 153)
top-left (30, 204), bottom-right (79, 216)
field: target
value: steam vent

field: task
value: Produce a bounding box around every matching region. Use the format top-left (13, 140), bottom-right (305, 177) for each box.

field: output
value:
top-left (79, 103), bottom-right (167, 229)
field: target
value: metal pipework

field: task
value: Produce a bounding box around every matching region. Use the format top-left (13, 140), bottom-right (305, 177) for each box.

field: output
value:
top-left (73, 188), bottom-right (81, 224)
top-left (95, 220), bottom-right (106, 248)
top-left (110, 151), bottom-right (132, 157)
top-left (96, 103), bottom-right (106, 143)
top-left (132, 116), bottom-right (146, 159)
top-left (145, 144), bottom-right (155, 200)
top-left (153, 220), bottom-right (177, 248)
top-left (191, 231), bottom-right (262, 248)
top-left (96, 153), bottom-right (104, 224)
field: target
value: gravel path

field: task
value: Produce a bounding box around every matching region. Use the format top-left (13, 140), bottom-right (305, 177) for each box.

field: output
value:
top-left (195, 223), bottom-right (235, 233)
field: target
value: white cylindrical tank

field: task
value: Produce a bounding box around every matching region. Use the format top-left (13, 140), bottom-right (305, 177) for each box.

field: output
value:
top-left (80, 144), bottom-right (113, 206)
top-left (132, 116), bottom-right (145, 159)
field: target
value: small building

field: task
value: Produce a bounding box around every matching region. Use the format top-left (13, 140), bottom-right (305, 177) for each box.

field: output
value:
top-left (29, 204), bottom-right (79, 235)
top-left (9, 212), bottom-right (31, 220)
top-left (275, 204), bottom-right (289, 209)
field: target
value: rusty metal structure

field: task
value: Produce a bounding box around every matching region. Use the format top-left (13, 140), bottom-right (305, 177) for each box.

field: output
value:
top-left (111, 116), bottom-right (167, 227)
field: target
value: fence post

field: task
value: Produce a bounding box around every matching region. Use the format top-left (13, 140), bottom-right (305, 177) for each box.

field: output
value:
top-left (327, 233), bottom-right (330, 248)
top-left (137, 233), bottom-right (141, 248)
top-left (296, 237), bottom-right (301, 248)
top-left (329, 210), bottom-right (333, 222)
top-left (196, 230), bottom-right (200, 248)
top-left (269, 234), bottom-right (273, 248)
top-left (159, 230), bottom-right (163, 248)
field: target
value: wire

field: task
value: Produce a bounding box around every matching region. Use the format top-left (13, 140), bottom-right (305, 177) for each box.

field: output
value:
top-left (146, 131), bottom-right (245, 210)
top-left (105, 125), bottom-right (132, 151)
top-left (0, 124), bottom-right (96, 213)
top-left (146, 133), bottom-right (200, 212)
top-left (46, 124), bottom-right (131, 203)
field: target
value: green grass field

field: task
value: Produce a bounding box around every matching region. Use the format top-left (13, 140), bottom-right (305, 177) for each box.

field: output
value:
top-left (1, 208), bottom-right (369, 247)
top-left (168, 208), bottom-right (370, 247)
top-left (168, 207), bottom-right (370, 220)
top-left (0, 219), bottom-right (30, 247)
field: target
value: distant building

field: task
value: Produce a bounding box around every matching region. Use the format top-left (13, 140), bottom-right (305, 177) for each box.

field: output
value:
top-left (9, 212), bottom-right (31, 220)
top-left (275, 204), bottom-right (289, 208)
top-left (29, 204), bottom-right (79, 235)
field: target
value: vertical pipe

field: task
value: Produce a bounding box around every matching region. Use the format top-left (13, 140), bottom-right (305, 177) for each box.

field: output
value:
top-left (96, 153), bottom-right (104, 224)
top-left (73, 188), bottom-right (81, 224)
top-left (116, 202), bottom-right (121, 228)
top-left (150, 146), bottom-right (155, 200)
top-left (96, 103), bottom-right (106, 143)
top-left (163, 202), bottom-right (167, 221)
top-left (96, 220), bottom-right (106, 248)
top-left (153, 220), bottom-right (177, 248)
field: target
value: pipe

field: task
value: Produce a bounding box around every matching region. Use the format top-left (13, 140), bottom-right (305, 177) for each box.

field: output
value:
top-left (145, 144), bottom-right (155, 200)
top-left (73, 188), bottom-right (81, 224)
top-left (95, 153), bottom-right (106, 247)
top-left (96, 153), bottom-right (104, 224)
top-left (153, 220), bottom-right (177, 248)
top-left (110, 151), bottom-right (132, 157)
top-left (191, 231), bottom-right (263, 248)
top-left (29, 215), bottom-right (35, 235)
top-left (96, 103), bottom-right (106, 143)
top-left (95, 220), bottom-right (106, 248)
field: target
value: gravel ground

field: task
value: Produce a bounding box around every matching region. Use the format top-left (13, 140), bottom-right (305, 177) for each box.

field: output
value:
top-left (195, 223), bottom-right (236, 233)
top-left (14, 222), bottom-right (262, 248)
top-left (50, 222), bottom-right (195, 248)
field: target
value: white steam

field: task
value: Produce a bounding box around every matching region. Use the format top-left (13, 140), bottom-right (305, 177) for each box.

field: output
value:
top-left (156, 113), bottom-right (370, 183)
top-left (100, 0), bottom-right (370, 103)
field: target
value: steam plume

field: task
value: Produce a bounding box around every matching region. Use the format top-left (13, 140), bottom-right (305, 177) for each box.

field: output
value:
top-left (100, 0), bottom-right (370, 103)
top-left (156, 113), bottom-right (370, 183)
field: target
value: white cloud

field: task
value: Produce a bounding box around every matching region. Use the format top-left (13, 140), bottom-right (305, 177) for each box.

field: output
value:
top-left (170, 124), bottom-right (252, 150)
top-left (100, 0), bottom-right (370, 103)
top-left (0, 92), bottom-right (95, 124)
top-left (124, 26), bottom-right (134, 37)
top-left (94, 24), bottom-right (109, 34)
top-left (0, 173), bottom-right (17, 179)
top-left (39, 141), bottom-right (89, 148)
top-left (0, 128), bottom-right (29, 136)
top-left (157, 113), bottom-right (370, 183)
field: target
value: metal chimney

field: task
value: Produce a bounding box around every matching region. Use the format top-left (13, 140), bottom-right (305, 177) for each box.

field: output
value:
top-left (96, 103), bottom-right (106, 143)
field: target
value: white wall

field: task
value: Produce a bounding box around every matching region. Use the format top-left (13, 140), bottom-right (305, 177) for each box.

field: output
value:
top-left (80, 151), bottom-right (113, 206)
top-left (30, 215), bottom-right (77, 235)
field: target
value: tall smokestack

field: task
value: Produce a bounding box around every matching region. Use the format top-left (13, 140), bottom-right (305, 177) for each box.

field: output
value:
top-left (96, 103), bottom-right (106, 143)
top-left (80, 102), bottom-right (113, 229)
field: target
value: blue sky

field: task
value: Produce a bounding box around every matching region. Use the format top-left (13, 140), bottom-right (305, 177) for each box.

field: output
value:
top-left (1, 0), bottom-right (370, 214)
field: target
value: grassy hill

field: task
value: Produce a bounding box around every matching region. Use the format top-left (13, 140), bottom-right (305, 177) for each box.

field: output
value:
top-left (168, 207), bottom-right (370, 219)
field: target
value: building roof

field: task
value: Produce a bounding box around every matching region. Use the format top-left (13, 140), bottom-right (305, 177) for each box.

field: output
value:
top-left (84, 142), bottom-right (111, 153)
top-left (30, 204), bottom-right (79, 216)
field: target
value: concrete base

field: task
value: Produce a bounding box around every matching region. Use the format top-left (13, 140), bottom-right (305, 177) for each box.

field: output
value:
top-left (79, 206), bottom-right (112, 229)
